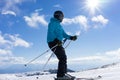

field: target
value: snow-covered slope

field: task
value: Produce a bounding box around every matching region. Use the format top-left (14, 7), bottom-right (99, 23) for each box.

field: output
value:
top-left (0, 62), bottom-right (120, 80)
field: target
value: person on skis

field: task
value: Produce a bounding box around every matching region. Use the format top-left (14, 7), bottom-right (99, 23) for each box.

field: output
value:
top-left (47, 10), bottom-right (77, 78)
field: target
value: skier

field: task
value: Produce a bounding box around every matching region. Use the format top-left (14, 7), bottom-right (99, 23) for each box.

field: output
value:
top-left (47, 10), bottom-right (77, 79)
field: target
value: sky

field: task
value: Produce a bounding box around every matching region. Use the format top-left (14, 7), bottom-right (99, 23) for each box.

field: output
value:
top-left (0, 0), bottom-right (120, 73)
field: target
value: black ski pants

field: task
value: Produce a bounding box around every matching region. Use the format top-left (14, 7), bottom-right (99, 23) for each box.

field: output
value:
top-left (48, 39), bottom-right (67, 77)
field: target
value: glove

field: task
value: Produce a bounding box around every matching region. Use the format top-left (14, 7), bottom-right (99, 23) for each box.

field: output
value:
top-left (70, 36), bottom-right (77, 41)
top-left (57, 40), bottom-right (62, 46)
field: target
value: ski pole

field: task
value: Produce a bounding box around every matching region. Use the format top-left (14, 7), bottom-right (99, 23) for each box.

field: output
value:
top-left (64, 40), bottom-right (72, 48)
top-left (42, 39), bottom-right (67, 70)
top-left (24, 44), bottom-right (58, 67)
top-left (42, 39), bottom-right (72, 70)
top-left (42, 49), bottom-right (56, 70)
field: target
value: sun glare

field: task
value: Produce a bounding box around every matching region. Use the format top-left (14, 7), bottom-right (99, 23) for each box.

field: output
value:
top-left (84, 0), bottom-right (101, 15)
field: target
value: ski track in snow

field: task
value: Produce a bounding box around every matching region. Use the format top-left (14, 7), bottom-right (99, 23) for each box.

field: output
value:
top-left (0, 63), bottom-right (120, 80)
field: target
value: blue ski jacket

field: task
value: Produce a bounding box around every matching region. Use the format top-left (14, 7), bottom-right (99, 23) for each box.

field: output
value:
top-left (47, 18), bottom-right (71, 43)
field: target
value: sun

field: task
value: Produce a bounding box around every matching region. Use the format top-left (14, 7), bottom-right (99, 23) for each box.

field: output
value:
top-left (86, 0), bottom-right (99, 8)
top-left (84, 0), bottom-right (101, 15)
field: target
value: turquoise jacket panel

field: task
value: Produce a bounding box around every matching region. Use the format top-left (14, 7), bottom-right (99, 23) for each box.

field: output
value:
top-left (47, 18), bottom-right (70, 43)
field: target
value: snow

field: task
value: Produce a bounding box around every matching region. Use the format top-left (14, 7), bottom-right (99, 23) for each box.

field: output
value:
top-left (0, 62), bottom-right (120, 80)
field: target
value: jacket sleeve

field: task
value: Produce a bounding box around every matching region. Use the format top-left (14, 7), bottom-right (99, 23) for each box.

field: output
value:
top-left (55, 24), bottom-right (71, 41)
top-left (62, 30), bottom-right (71, 39)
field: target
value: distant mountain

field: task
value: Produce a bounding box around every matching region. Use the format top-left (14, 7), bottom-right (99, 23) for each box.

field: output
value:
top-left (100, 62), bottom-right (118, 68)
top-left (44, 68), bottom-right (75, 74)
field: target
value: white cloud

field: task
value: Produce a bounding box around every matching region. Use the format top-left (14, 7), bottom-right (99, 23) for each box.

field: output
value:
top-left (68, 56), bottom-right (107, 64)
top-left (0, 56), bottom-right (26, 65)
top-left (63, 15), bottom-right (89, 31)
top-left (1, 0), bottom-right (24, 16)
top-left (8, 34), bottom-right (31, 48)
top-left (7, 56), bottom-right (26, 64)
top-left (0, 33), bottom-right (11, 45)
top-left (1, 0), bottom-right (35, 16)
top-left (14, 38), bottom-right (30, 48)
top-left (105, 48), bottom-right (120, 57)
top-left (67, 48), bottom-right (120, 65)
top-left (24, 12), bottom-right (48, 28)
top-left (0, 31), bottom-right (31, 65)
top-left (91, 15), bottom-right (109, 28)
top-left (62, 18), bottom-right (74, 25)
top-left (0, 33), bottom-right (31, 48)
top-left (66, 31), bottom-right (81, 36)
top-left (1, 10), bottom-right (16, 16)
top-left (75, 31), bottom-right (81, 36)
top-left (0, 49), bottom-right (26, 65)
top-left (0, 33), bottom-right (12, 49)
top-left (66, 32), bottom-right (72, 35)
top-left (62, 15), bottom-right (109, 31)
top-left (76, 16), bottom-right (89, 31)
top-left (35, 8), bottom-right (43, 12)
top-left (0, 31), bottom-right (31, 50)
top-left (0, 49), bottom-right (12, 56)
top-left (53, 4), bottom-right (62, 8)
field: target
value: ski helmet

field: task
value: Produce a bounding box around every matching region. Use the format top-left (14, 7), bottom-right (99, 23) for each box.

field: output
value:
top-left (54, 10), bottom-right (64, 22)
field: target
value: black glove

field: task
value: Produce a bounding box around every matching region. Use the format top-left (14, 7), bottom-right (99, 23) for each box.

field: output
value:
top-left (57, 40), bottom-right (62, 46)
top-left (70, 36), bottom-right (77, 41)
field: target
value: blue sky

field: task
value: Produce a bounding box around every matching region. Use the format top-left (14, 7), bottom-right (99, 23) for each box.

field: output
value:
top-left (0, 0), bottom-right (120, 72)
